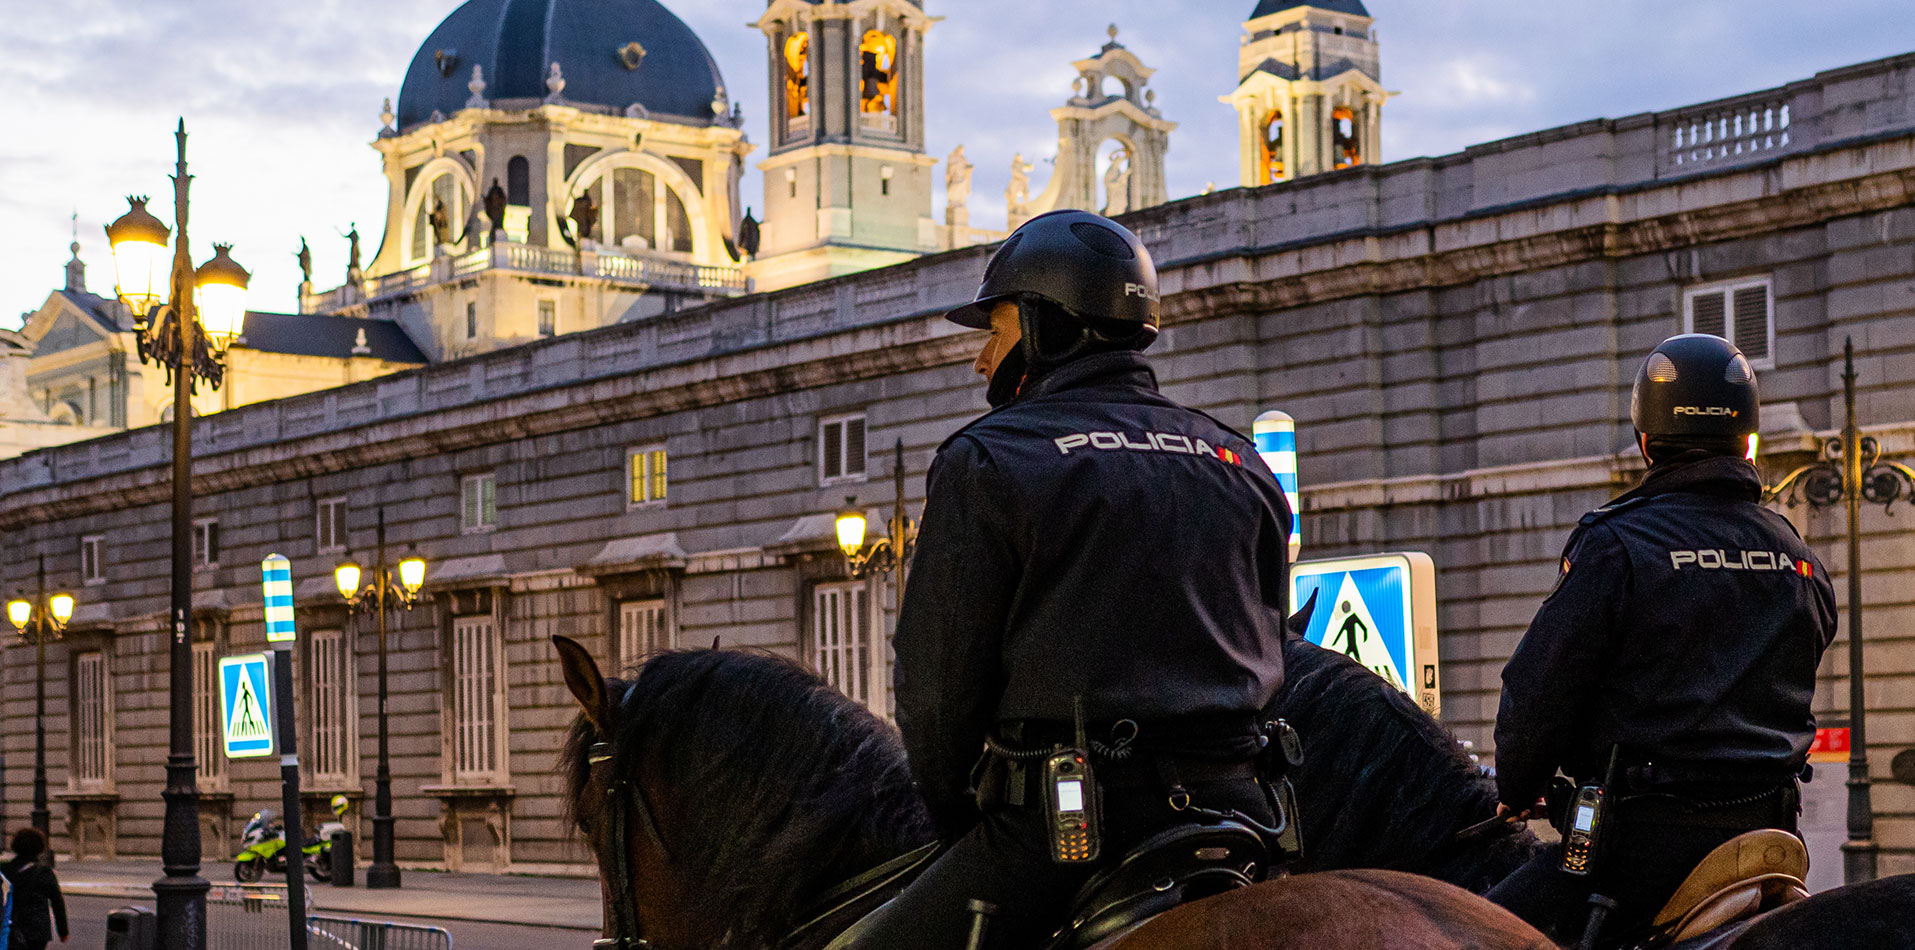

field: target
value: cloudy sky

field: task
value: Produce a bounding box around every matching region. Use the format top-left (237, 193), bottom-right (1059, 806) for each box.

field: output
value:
top-left (6, 0), bottom-right (1914, 326)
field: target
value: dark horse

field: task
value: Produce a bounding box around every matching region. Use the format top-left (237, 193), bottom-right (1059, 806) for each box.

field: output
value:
top-left (554, 635), bottom-right (1551, 949)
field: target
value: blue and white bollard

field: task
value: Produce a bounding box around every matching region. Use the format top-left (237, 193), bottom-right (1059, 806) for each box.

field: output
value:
top-left (1253, 411), bottom-right (1301, 565)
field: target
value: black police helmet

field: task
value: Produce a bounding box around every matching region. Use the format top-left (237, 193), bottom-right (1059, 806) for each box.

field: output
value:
top-left (1630, 334), bottom-right (1760, 439)
top-left (943, 210), bottom-right (1160, 340)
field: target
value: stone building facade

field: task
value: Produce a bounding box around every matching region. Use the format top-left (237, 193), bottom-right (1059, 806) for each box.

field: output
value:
top-left (3, 52), bottom-right (1915, 876)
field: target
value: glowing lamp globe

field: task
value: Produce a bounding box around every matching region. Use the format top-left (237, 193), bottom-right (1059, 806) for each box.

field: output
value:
top-left (194, 244), bottom-right (251, 345)
top-left (5, 599), bottom-right (29, 632)
top-left (834, 500), bottom-right (867, 560)
top-left (334, 561), bottom-right (364, 601)
top-left (398, 556), bottom-right (427, 594)
top-left (48, 593), bottom-right (75, 627)
top-left (105, 196), bottom-right (172, 318)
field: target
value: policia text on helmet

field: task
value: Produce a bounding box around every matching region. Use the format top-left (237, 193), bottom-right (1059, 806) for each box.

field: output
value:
top-left (946, 210), bottom-right (1162, 407)
top-left (1631, 333), bottom-right (1761, 464)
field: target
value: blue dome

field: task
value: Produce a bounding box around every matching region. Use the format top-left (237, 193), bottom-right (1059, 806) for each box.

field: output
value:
top-left (396, 0), bottom-right (728, 130)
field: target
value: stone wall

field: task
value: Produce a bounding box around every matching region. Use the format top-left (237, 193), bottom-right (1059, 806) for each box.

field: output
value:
top-left (3, 52), bottom-right (1914, 873)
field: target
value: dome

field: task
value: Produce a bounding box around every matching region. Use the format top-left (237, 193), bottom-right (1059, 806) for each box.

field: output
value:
top-left (396, 0), bottom-right (729, 130)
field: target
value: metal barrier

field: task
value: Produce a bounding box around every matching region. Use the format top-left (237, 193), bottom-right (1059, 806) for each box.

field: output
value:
top-left (309, 915), bottom-right (454, 950)
top-left (199, 884), bottom-right (452, 950)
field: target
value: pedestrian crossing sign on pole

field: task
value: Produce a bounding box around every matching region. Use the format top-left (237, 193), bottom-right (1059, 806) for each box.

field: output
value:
top-left (1290, 552), bottom-right (1442, 716)
top-left (219, 653), bottom-right (276, 758)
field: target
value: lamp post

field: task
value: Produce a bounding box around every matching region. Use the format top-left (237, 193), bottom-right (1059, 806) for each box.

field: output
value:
top-left (7, 555), bottom-right (75, 836)
top-left (834, 439), bottom-right (917, 579)
top-left (333, 507), bottom-right (425, 889)
top-left (1763, 337), bottom-right (1915, 886)
top-left (105, 119), bottom-right (250, 950)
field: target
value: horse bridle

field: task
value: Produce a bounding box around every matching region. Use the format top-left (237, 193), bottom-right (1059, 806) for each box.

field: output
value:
top-left (589, 701), bottom-right (672, 950)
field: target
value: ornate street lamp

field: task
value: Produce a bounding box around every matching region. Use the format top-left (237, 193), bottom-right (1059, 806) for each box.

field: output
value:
top-left (334, 506), bottom-right (425, 889)
top-left (834, 440), bottom-right (917, 579)
top-left (1763, 337), bottom-right (1915, 886)
top-left (7, 555), bottom-right (74, 835)
top-left (104, 119), bottom-right (250, 950)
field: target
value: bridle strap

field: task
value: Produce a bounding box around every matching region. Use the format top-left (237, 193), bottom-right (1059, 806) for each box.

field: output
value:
top-left (591, 733), bottom-right (670, 950)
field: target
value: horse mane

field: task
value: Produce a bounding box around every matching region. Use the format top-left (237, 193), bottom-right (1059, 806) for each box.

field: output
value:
top-left (562, 648), bottom-right (933, 949)
top-left (1271, 635), bottom-right (1543, 893)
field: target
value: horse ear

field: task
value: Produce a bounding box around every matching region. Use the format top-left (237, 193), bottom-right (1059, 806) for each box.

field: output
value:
top-left (552, 635), bottom-right (613, 737)
top-left (1286, 588), bottom-right (1319, 640)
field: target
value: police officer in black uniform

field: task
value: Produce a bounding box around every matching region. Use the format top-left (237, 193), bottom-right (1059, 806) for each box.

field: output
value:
top-left (1487, 334), bottom-right (1838, 942)
top-left (834, 211), bottom-right (1293, 948)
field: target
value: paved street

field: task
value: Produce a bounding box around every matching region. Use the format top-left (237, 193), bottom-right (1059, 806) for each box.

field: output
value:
top-left (55, 859), bottom-right (599, 948)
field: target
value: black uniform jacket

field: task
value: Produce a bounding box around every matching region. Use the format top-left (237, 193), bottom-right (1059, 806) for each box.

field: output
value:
top-left (894, 351), bottom-right (1293, 834)
top-left (1494, 454), bottom-right (1837, 808)
top-left (3, 855), bottom-right (68, 943)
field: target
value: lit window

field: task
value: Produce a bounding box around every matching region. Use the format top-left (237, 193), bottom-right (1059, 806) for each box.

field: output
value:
top-left (627, 446), bottom-right (668, 507)
top-left (1684, 278), bottom-right (1774, 367)
top-left (80, 535), bottom-right (105, 585)
top-left (193, 518), bottom-right (219, 569)
top-left (461, 473), bottom-right (498, 533)
top-left (316, 497), bottom-right (347, 554)
top-left (820, 414), bottom-right (868, 485)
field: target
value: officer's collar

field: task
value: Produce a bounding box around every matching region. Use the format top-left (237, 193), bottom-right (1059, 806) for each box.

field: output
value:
top-left (1019, 349), bottom-right (1157, 401)
top-left (1620, 453), bottom-right (1763, 505)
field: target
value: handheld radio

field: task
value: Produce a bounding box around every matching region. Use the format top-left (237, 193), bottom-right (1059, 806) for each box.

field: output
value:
top-left (1045, 697), bottom-right (1102, 865)
top-left (1560, 746), bottom-right (1621, 877)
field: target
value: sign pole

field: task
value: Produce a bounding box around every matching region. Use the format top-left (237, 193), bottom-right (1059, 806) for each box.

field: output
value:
top-left (262, 555), bottom-right (309, 950)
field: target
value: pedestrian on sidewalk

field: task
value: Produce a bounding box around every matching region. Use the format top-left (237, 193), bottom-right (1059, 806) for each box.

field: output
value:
top-left (3, 829), bottom-right (67, 948)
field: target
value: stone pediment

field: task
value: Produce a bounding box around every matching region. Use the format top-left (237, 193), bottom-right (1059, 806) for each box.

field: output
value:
top-left (30, 302), bottom-right (115, 356)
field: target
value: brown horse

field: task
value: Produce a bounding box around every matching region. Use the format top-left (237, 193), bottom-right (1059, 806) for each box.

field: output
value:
top-left (552, 635), bottom-right (1550, 949)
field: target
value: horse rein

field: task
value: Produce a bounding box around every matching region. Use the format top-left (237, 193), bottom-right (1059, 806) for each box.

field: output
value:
top-left (589, 697), bottom-right (673, 950)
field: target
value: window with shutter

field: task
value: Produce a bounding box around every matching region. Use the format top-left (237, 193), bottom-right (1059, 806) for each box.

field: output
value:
top-left (192, 519), bottom-right (219, 569)
top-left (820, 414), bottom-right (868, 485)
top-left (626, 446), bottom-right (668, 507)
top-left (619, 599), bottom-right (670, 670)
top-left (309, 628), bottom-right (355, 785)
top-left (80, 535), bottom-right (104, 585)
top-left (317, 498), bottom-right (348, 553)
top-left (193, 641), bottom-right (225, 789)
top-left (462, 474), bottom-right (498, 533)
top-left (812, 581), bottom-right (870, 706)
top-left (453, 616), bottom-right (504, 781)
top-left (73, 651), bottom-right (110, 787)
top-left (1684, 278), bottom-right (1774, 367)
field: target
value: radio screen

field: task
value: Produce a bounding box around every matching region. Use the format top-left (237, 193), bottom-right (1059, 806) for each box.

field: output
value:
top-left (1574, 804), bottom-right (1596, 833)
top-left (1056, 779), bottom-right (1083, 814)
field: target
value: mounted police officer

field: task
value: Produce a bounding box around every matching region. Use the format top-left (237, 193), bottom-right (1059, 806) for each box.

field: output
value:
top-left (834, 211), bottom-right (1293, 948)
top-left (1487, 334), bottom-right (1837, 943)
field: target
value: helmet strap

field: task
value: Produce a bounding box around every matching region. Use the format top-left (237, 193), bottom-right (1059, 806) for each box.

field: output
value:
top-left (986, 345), bottom-right (1029, 408)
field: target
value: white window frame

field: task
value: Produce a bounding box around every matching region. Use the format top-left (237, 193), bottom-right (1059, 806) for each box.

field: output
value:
top-left (461, 473), bottom-right (498, 534)
top-left (625, 445), bottom-right (668, 509)
top-left (80, 534), bottom-right (105, 586)
top-left (308, 628), bottom-right (358, 786)
top-left (316, 497), bottom-right (348, 555)
top-left (451, 615), bottom-right (506, 783)
top-left (818, 413), bottom-right (868, 486)
top-left (618, 599), bottom-right (671, 671)
top-left (812, 580), bottom-right (879, 709)
top-left (72, 650), bottom-right (112, 789)
top-left (1683, 277), bottom-right (1775, 369)
top-left (192, 517), bottom-right (219, 570)
top-left (192, 640), bottom-right (226, 790)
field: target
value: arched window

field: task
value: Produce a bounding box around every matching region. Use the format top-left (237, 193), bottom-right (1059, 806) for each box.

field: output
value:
top-left (859, 31), bottom-right (898, 115)
top-left (1332, 106), bottom-right (1362, 169)
top-left (602, 165), bottom-right (695, 255)
top-left (784, 33), bottom-right (810, 119)
top-left (1260, 109), bottom-right (1286, 184)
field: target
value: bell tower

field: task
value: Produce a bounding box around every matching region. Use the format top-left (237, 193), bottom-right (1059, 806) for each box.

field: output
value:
top-left (1221, 0), bottom-right (1388, 187)
top-left (750, 0), bottom-right (942, 292)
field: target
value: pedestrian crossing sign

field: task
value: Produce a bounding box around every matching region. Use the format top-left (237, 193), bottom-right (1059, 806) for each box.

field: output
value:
top-left (219, 653), bottom-right (276, 758)
top-left (1290, 552), bottom-right (1442, 716)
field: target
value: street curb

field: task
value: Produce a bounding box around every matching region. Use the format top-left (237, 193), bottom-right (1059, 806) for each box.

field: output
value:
top-left (61, 881), bottom-right (598, 932)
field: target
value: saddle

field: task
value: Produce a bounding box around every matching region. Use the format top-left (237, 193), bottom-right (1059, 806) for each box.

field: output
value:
top-left (1646, 829), bottom-right (1810, 947)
